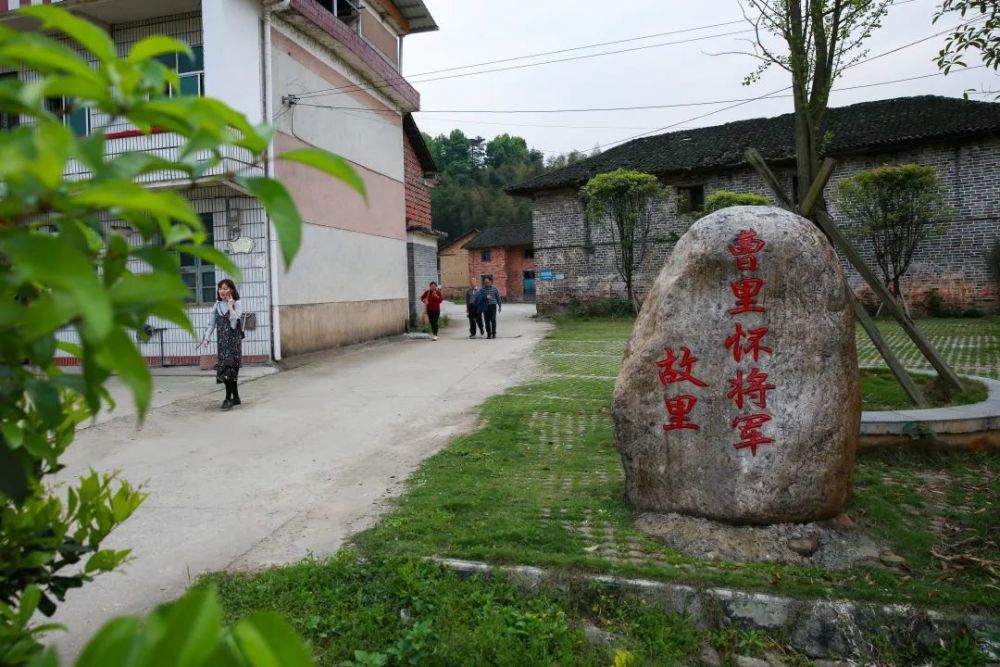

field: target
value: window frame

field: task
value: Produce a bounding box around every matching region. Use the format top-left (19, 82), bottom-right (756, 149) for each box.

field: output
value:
top-left (179, 212), bottom-right (218, 305)
top-left (45, 96), bottom-right (90, 137)
top-left (0, 72), bottom-right (20, 131)
top-left (156, 45), bottom-right (205, 98)
top-left (675, 184), bottom-right (705, 214)
top-left (480, 249), bottom-right (492, 262)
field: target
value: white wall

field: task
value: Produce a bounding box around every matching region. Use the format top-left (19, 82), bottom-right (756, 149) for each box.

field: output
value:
top-left (279, 223), bottom-right (408, 306)
top-left (202, 0), bottom-right (263, 124)
top-left (271, 22), bottom-right (404, 182)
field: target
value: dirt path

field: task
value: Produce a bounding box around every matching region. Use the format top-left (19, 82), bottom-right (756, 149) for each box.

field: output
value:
top-left (49, 302), bottom-right (550, 659)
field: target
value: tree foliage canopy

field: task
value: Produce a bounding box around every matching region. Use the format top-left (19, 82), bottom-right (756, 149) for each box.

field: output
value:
top-left (836, 164), bottom-right (949, 300)
top-left (743, 0), bottom-right (893, 205)
top-left (701, 191), bottom-right (771, 216)
top-left (934, 0), bottom-right (1000, 74)
top-left (424, 129), bottom-right (545, 244)
top-left (0, 6), bottom-right (362, 663)
top-left (580, 169), bottom-right (664, 312)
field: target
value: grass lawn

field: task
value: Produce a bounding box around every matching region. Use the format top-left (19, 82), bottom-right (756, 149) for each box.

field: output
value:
top-left (349, 317), bottom-right (999, 612)
top-left (212, 316), bottom-right (999, 666)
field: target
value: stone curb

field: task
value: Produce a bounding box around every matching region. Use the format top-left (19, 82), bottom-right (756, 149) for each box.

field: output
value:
top-left (860, 373), bottom-right (1000, 446)
top-left (429, 557), bottom-right (1000, 662)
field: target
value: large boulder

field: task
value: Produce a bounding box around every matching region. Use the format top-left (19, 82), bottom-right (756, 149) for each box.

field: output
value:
top-left (613, 206), bottom-right (859, 525)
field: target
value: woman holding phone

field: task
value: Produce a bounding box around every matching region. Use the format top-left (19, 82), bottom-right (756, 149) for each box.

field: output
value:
top-left (200, 278), bottom-right (243, 410)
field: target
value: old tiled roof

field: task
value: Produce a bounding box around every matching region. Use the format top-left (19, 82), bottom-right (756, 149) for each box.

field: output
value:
top-left (463, 223), bottom-right (534, 249)
top-left (508, 95), bottom-right (1000, 195)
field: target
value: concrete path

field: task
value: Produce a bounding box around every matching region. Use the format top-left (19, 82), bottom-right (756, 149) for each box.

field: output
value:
top-left (49, 301), bottom-right (550, 659)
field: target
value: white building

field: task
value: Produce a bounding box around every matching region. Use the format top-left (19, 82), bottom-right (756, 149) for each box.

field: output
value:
top-left (1, 0), bottom-right (438, 364)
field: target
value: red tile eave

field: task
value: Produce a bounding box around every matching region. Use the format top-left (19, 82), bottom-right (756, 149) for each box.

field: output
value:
top-left (287, 0), bottom-right (419, 111)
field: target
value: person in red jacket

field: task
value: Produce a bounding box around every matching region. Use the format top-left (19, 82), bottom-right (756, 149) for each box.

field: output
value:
top-left (420, 281), bottom-right (444, 340)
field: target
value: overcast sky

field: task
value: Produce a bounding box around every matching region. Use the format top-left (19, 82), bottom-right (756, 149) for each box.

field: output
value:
top-left (397, 0), bottom-right (998, 158)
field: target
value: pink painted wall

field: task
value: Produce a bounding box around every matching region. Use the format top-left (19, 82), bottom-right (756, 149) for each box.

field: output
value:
top-left (274, 132), bottom-right (405, 241)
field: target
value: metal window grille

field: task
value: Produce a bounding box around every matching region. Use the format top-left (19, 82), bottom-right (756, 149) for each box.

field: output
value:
top-left (180, 212), bottom-right (217, 304)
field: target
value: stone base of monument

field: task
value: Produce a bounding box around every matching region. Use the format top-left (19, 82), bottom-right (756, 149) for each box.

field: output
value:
top-left (635, 512), bottom-right (882, 569)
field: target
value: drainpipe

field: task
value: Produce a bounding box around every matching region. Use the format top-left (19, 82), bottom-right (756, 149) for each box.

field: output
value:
top-left (262, 0), bottom-right (290, 360)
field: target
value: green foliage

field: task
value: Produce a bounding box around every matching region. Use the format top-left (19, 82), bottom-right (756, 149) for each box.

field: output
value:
top-left (859, 367), bottom-right (987, 411)
top-left (0, 5), bottom-right (362, 661)
top-left (580, 169), bottom-right (663, 312)
top-left (836, 164), bottom-right (949, 298)
top-left (22, 586), bottom-right (316, 667)
top-left (931, 633), bottom-right (991, 667)
top-left (424, 129), bottom-right (544, 245)
top-left (563, 298), bottom-right (634, 319)
top-left (700, 190), bottom-right (770, 216)
top-left (934, 0), bottom-right (1000, 80)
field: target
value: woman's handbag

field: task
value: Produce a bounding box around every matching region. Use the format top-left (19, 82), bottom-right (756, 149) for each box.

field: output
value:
top-left (238, 312), bottom-right (257, 339)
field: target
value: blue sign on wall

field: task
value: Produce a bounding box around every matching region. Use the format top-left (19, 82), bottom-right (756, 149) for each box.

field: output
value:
top-left (539, 269), bottom-right (554, 281)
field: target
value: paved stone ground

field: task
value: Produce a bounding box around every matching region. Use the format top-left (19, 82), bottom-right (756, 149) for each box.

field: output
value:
top-left (854, 318), bottom-right (1000, 379)
top-left (525, 318), bottom-right (1000, 565)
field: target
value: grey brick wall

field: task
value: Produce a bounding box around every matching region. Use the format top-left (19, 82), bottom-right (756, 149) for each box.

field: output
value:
top-left (408, 241), bottom-right (439, 326)
top-left (531, 137), bottom-right (1000, 314)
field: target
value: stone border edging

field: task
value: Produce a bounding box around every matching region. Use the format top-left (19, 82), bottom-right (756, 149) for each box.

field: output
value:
top-left (859, 373), bottom-right (1000, 446)
top-left (429, 557), bottom-right (999, 662)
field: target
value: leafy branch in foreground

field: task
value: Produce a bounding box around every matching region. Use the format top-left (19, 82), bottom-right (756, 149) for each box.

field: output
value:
top-left (0, 5), bottom-right (363, 663)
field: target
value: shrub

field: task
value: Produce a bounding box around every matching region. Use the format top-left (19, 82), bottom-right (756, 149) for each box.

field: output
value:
top-left (0, 5), bottom-right (362, 662)
top-left (700, 191), bottom-right (770, 216)
top-left (565, 298), bottom-right (634, 319)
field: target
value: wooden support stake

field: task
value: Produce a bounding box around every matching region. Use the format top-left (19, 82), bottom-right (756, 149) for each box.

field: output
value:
top-left (800, 158), bottom-right (836, 217)
top-left (851, 295), bottom-right (927, 406)
top-left (744, 149), bottom-right (794, 211)
top-left (813, 209), bottom-right (964, 391)
top-left (743, 148), bottom-right (955, 403)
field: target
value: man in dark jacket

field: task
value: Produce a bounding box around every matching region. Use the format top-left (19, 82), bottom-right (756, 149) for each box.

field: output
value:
top-left (465, 278), bottom-right (485, 338)
top-left (479, 277), bottom-right (502, 339)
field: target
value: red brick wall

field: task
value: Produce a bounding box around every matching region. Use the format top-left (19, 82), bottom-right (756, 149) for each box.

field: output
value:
top-left (404, 136), bottom-right (432, 229)
top-left (467, 245), bottom-right (535, 301)
top-left (504, 245), bottom-right (536, 301)
top-left (468, 247), bottom-right (508, 296)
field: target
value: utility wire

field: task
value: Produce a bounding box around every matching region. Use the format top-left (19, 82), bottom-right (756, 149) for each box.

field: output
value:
top-left (558, 17), bottom-right (992, 155)
top-left (292, 28), bottom-right (754, 101)
top-left (284, 0), bottom-right (931, 103)
top-left (290, 64), bottom-right (989, 118)
top-left (398, 19), bottom-right (747, 79)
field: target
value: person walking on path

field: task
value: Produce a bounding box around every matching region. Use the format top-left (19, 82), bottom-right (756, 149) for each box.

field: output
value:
top-left (420, 281), bottom-right (444, 341)
top-left (480, 277), bottom-right (502, 339)
top-left (465, 278), bottom-right (485, 338)
top-left (200, 278), bottom-right (244, 410)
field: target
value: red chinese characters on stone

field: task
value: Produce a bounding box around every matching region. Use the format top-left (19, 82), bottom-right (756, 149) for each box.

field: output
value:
top-left (728, 277), bottom-right (765, 315)
top-left (656, 347), bottom-right (708, 388)
top-left (731, 413), bottom-right (774, 455)
top-left (724, 323), bottom-right (772, 363)
top-left (663, 395), bottom-right (700, 432)
top-left (727, 229), bottom-right (766, 272)
top-left (726, 368), bottom-right (775, 410)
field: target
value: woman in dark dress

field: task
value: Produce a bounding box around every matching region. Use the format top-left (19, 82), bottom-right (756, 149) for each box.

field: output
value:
top-left (200, 278), bottom-right (243, 410)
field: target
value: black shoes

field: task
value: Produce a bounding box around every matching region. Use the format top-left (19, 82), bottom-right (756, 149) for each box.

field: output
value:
top-left (221, 399), bottom-right (232, 410)
top-left (231, 397), bottom-right (241, 406)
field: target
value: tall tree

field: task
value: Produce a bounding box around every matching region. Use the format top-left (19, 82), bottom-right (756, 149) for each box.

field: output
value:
top-left (580, 169), bottom-right (664, 313)
top-left (744, 0), bottom-right (893, 206)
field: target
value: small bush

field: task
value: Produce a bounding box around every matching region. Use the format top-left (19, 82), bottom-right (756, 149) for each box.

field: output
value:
top-left (701, 191), bottom-right (770, 216)
top-left (927, 288), bottom-right (947, 317)
top-left (565, 298), bottom-right (634, 319)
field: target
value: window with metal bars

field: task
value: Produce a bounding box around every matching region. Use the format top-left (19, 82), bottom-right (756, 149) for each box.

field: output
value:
top-left (179, 212), bottom-right (217, 304)
top-left (157, 45), bottom-right (204, 97)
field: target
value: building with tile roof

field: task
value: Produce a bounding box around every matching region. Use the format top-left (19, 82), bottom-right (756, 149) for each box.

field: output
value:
top-left (511, 95), bottom-right (1000, 314)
